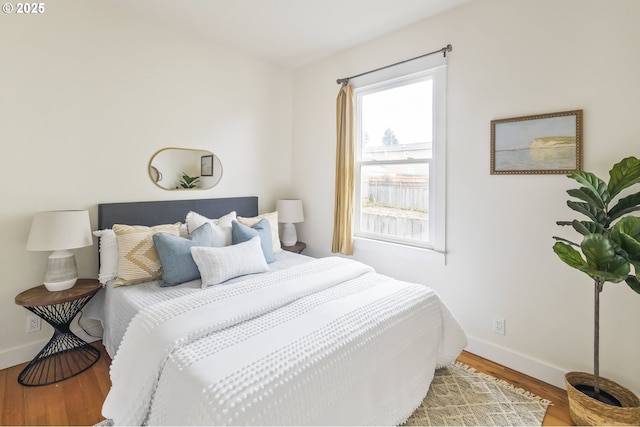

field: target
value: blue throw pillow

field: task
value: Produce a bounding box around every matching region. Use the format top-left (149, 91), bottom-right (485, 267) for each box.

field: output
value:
top-left (231, 219), bottom-right (275, 263)
top-left (153, 222), bottom-right (213, 286)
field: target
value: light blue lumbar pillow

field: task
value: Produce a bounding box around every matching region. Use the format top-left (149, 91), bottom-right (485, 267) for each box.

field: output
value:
top-left (153, 222), bottom-right (213, 286)
top-left (231, 218), bottom-right (275, 263)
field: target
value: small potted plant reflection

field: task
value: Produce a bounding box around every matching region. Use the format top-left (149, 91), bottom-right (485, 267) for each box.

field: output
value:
top-left (177, 173), bottom-right (200, 189)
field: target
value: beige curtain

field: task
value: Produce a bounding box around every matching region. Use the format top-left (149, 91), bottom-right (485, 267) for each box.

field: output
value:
top-left (332, 83), bottom-right (355, 255)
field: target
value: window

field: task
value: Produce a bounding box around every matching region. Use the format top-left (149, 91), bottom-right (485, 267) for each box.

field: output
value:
top-left (353, 62), bottom-right (446, 252)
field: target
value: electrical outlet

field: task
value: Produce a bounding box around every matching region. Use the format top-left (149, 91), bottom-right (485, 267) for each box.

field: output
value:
top-left (492, 317), bottom-right (505, 335)
top-left (27, 316), bottom-right (41, 333)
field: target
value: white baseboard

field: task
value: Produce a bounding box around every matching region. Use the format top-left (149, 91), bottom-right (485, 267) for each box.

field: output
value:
top-left (0, 321), bottom-right (103, 371)
top-left (465, 335), bottom-right (567, 390)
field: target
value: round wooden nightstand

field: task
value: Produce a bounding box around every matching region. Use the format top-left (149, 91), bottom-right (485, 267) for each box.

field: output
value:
top-left (281, 241), bottom-right (306, 254)
top-left (14, 279), bottom-right (101, 386)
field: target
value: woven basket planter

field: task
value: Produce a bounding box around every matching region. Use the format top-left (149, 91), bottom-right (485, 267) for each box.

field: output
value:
top-left (566, 372), bottom-right (640, 426)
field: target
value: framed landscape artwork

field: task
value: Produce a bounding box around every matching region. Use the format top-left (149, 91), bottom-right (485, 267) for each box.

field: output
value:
top-left (490, 109), bottom-right (583, 174)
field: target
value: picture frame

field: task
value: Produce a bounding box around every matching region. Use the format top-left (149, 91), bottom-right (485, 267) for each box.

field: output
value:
top-left (490, 109), bottom-right (583, 175)
top-left (200, 155), bottom-right (213, 176)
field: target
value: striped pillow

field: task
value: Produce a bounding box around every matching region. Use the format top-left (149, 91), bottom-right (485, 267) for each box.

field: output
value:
top-left (190, 236), bottom-right (269, 287)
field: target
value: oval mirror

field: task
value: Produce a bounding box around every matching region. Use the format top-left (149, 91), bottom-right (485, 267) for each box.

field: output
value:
top-left (149, 148), bottom-right (223, 190)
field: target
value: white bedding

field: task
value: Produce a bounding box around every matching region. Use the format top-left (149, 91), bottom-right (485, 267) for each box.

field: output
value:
top-left (101, 256), bottom-right (467, 426)
top-left (85, 250), bottom-right (312, 358)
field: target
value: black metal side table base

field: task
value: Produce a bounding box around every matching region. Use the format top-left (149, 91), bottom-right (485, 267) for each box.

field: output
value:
top-left (18, 331), bottom-right (100, 386)
top-left (16, 287), bottom-right (101, 386)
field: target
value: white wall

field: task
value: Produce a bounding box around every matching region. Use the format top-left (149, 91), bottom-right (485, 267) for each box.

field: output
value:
top-left (0, 1), bottom-right (293, 367)
top-left (292, 0), bottom-right (640, 394)
top-left (3, 0), bottom-right (639, 397)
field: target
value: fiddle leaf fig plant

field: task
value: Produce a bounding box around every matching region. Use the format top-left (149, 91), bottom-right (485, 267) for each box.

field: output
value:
top-left (553, 156), bottom-right (640, 402)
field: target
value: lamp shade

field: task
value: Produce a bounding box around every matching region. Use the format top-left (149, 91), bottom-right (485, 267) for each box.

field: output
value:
top-left (26, 210), bottom-right (93, 251)
top-left (276, 199), bottom-right (304, 223)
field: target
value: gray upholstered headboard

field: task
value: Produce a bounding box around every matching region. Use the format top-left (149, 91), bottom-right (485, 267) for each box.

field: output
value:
top-left (98, 197), bottom-right (258, 229)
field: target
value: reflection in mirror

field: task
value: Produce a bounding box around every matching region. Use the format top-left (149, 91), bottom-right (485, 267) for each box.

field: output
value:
top-left (149, 148), bottom-right (223, 190)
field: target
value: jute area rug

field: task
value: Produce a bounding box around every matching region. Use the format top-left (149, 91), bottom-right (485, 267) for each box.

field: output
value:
top-left (404, 362), bottom-right (551, 426)
top-left (96, 362), bottom-right (551, 426)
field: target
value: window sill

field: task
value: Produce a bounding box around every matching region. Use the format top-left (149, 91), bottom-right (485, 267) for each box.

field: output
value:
top-left (353, 237), bottom-right (446, 265)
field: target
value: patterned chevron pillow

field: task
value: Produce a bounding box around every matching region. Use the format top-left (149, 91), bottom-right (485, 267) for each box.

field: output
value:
top-left (112, 223), bottom-right (181, 287)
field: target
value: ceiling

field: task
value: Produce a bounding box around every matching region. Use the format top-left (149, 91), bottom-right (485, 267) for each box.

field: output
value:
top-left (108, 0), bottom-right (471, 68)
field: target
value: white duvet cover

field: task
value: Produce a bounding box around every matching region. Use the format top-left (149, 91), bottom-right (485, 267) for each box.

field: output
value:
top-left (102, 257), bottom-right (467, 426)
top-left (86, 251), bottom-right (311, 358)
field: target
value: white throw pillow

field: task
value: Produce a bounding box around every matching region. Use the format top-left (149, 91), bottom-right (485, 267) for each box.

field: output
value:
top-left (93, 229), bottom-right (118, 285)
top-left (179, 222), bottom-right (189, 238)
top-left (237, 211), bottom-right (282, 253)
top-left (186, 211), bottom-right (236, 247)
top-left (190, 236), bottom-right (269, 287)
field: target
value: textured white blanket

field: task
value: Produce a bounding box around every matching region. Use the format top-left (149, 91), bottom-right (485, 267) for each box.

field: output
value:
top-left (102, 257), bottom-right (466, 425)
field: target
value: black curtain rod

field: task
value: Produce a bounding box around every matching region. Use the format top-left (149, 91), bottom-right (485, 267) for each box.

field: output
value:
top-left (336, 44), bottom-right (452, 85)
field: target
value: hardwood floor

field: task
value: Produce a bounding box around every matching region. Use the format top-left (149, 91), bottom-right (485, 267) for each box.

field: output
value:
top-left (0, 344), bottom-right (111, 426)
top-left (0, 343), bottom-right (572, 426)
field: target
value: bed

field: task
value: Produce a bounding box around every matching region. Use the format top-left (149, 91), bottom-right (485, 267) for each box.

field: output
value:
top-left (87, 197), bottom-right (467, 426)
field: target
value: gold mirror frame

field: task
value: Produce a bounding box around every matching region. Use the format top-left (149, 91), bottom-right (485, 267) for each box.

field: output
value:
top-left (148, 148), bottom-right (223, 190)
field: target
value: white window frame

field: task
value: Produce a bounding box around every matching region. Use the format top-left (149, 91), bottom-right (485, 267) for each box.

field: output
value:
top-left (351, 55), bottom-right (447, 259)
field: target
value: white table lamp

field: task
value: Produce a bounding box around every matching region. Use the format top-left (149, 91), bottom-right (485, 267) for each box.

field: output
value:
top-left (277, 199), bottom-right (304, 247)
top-left (26, 210), bottom-right (93, 291)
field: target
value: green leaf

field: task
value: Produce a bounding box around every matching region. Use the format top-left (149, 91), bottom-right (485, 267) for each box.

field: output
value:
top-left (609, 192), bottom-right (640, 221)
top-left (581, 234), bottom-right (629, 282)
top-left (552, 236), bottom-right (579, 247)
top-left (556, 221), bottom-right (574, 227)
top-left (553, 241), bottom-right (589, 271)
top-left (568, 171), bottom-right (609, 204)
top-left (567, 187), bottom-right (605, 209)
top-left (567, 201), bottom-right (606, 225)
top-left (554, 237), bottom-right (628, 282)
top-left (571, 220), bottom-right (590, 235)
top-left (571, 220), bottom-right (605, 236)
top-left (607, 156), bottom-right (640, 200)
top-left (625, 275), bottom-right (640, 294)
top-left (611, 216), bottom-right (640, 261)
